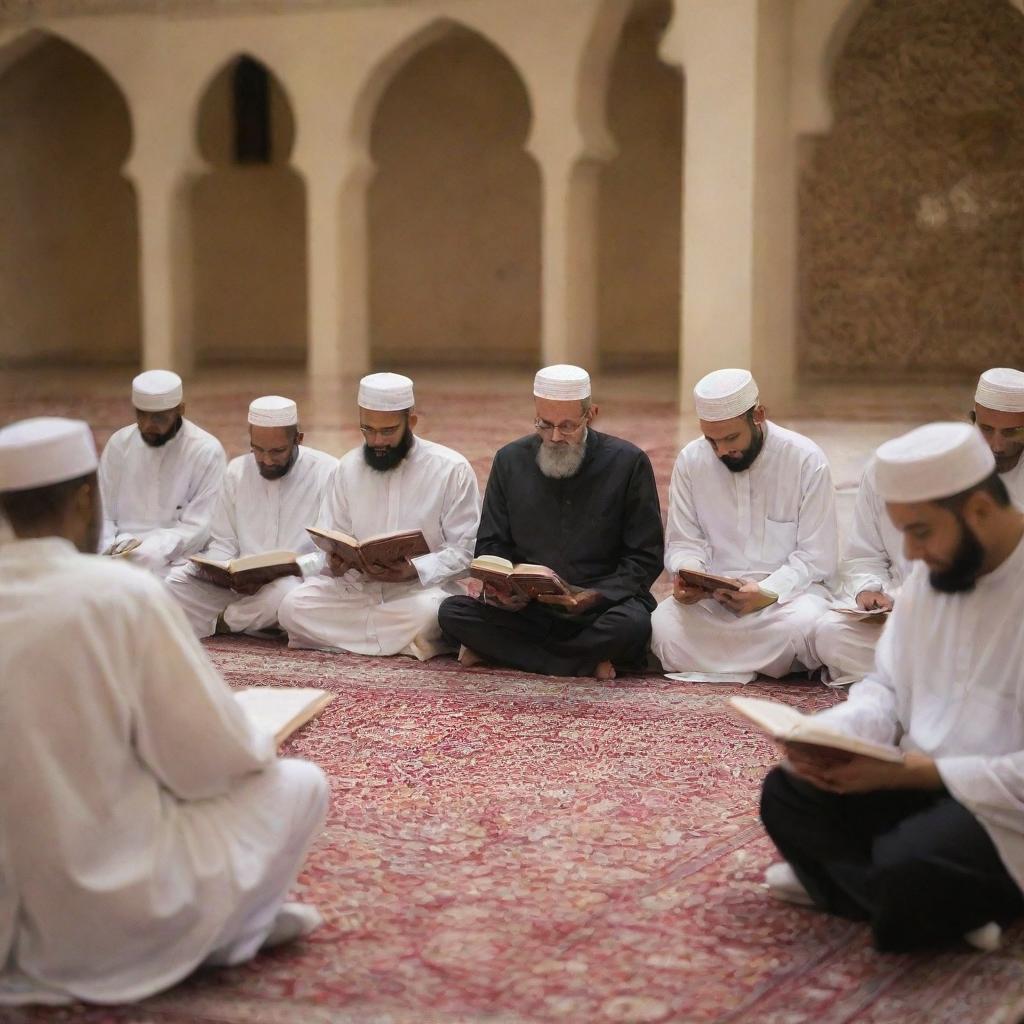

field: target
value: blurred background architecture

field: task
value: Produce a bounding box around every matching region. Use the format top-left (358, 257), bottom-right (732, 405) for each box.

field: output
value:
top-left (1, 0), bottom-right (1022, 409)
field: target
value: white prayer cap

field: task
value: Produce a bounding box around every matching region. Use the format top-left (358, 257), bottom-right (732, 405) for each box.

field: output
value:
top-left (693, 368), bottom-right (759, 422)
top-left (132, 370), bottom-right (183, 412)
top-left (533, 364), bottom-right (591, 401)
top-left (975, 367), bottom-right (1024, 413)
top-left (0, 417), bottom-right (98, 492)
top-left (875, 422), bottom-right (995, 503)
top-left (248, 395), bottom-right (298, 428)
top-left (358, 373), bottom-right (415, 412)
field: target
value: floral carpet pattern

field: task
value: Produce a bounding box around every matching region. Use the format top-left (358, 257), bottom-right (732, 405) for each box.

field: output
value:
top-left (5, 369), bottom-right (1022, 1023)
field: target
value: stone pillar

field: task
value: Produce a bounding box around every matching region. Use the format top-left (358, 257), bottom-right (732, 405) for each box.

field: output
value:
top-left (535, 148), bottom-right (603, 369)
top-left (299, 150), bottom-right (374, 385)
top-left (663, 0), bottom-right (797, 410)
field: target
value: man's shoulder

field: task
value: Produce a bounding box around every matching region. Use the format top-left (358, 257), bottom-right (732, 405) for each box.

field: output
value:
top-left (413, 437), bottom-right (472, 471)
top-left (68, 553), bottom-right (168, 604)
top-left (766, 421), bottom-right (828, 463)
top-left (493, 434), bottom-right (539, 464)
top-left (182, 419), bottom-right (226, 455)
top-left (593, 430), bottom-right (646, 461)
top-left (227, 453), bottom-right (251, 478)
top-left (103, 423), bottom-right (138, 453)
top-left (300, 445), bottom-right (338, 469)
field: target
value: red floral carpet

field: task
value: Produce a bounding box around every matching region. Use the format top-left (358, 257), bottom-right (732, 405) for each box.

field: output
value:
top-left (11, 640), bottom-right (1024, 1024)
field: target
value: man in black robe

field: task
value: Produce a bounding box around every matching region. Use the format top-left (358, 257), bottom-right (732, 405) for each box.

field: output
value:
top-left (439, 364), bottom-right (664, 679)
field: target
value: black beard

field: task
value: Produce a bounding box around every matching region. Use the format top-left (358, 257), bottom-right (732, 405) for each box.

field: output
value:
top-left (363, 428), bottom-right (414, 472)
top-left (258, 445), bottom-right (300, 480)
top-left (141, 415), bottom-right (183, 448)
top-left (929, 516), bottom-right (986, 593)
top-left (720, 424), bottom-right (764, 473)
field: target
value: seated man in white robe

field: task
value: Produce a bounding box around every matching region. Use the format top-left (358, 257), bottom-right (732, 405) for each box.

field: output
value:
top-left (811, 458), bottom-right (910, 683)
top-left (972, 366), bottom-right (1024, 506)
top-left (761, 422), bottom-right (1024, 953)
top-left (651, 368), bottom-right (838, 678)
top-left (0, 418), bottom-right (328, 1006)
top-left (816, 365), bottom-right (1024, 684)
top-left (278, 372), bottom-right (480, 660)
top-left (99, 369), bottom-right (226, 575)
top-left (166, 396), bottom-right (337, 638)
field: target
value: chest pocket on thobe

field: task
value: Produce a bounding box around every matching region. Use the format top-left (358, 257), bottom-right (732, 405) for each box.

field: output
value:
top-left (762, 518), bottom-right (798, 562)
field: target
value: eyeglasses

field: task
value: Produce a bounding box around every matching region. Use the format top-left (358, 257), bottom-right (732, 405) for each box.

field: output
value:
top-left (360, 424), bottom-right (404, 439)
top-left (534, 413), bottom-right (590, 436)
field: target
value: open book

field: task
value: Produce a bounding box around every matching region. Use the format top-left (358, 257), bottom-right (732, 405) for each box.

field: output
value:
top-left (190, 550), bottom-right (300, 589)
top-left (306, 527), bottom-right (429, 572)
top-left (833, 605), bottom-right (891, 624)
top-left (105, 537), bottom-right (143, 558)
top-left (470, 555), bottom-right (572, 599)
top-left (234, 686), bottom-right (334, 746)
top-left (729, 696), bottom-right (904, 762)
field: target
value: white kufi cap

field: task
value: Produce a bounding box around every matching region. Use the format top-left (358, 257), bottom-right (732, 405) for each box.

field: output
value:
top-left (0, 417), bottom-right (98, 492)
top-left (875, 422), bottom-right (995, 503)
top-left (248, 395), bottom-right (298, 428)
top-left (533, 364), bottom-right (591, 401)
top-left (694, 368), bottom-right (759, 422)
top-left (975, 367), bottom-right (1024, 414)
top-left (132, 370), bottom-right (183, 412)
top-left (358, 373), bottom-right (415, 412)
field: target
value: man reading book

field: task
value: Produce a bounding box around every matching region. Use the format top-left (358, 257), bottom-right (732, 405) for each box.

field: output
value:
top-left (0, 418), bottom-right (328, 1005)
top-left (760, 422), bottom-right (1024, 953)
top-left (98, 370), bottom-right (226, 576)
top-left (438, 364), bottom-right (663, 680)
top-left (165, 396), bottom-right (336, 638)
top-left (650, 368), bottom-right (838, 678)
top-left (278, 372), bottom-right (480, 659)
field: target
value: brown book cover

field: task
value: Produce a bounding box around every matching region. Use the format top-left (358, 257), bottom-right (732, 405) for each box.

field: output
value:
top-left (470, 556), bottom-right (572, 599)
top-left (306, 527), bottom-right (429, 572)
top-left (677, 568), bottom-right (743, 592)
top-left (189, 550), bottom-right (300, 589)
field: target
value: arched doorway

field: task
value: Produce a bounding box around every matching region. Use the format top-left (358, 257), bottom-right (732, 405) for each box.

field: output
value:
top-left (597, 0), bottom-right (683, 372)
top-left (799, 0), bottom-right (1024, 381)
top-left (368, 25), bottom-right (541, 368)
top-left (0, 33), bottom-right (139, 367)
top-left (192, 55), bottom-right (307, 365)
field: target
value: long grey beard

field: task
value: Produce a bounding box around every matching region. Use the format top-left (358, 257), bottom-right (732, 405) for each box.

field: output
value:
top-left (536, 430), bottom-right (588, 479)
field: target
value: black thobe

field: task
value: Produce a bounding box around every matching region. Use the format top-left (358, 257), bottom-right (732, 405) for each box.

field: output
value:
top-left (439, 429), bottom-right (664, 676)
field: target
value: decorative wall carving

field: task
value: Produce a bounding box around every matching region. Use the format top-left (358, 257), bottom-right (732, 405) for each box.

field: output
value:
top-left (799, 0), bottom-right (1024, 380)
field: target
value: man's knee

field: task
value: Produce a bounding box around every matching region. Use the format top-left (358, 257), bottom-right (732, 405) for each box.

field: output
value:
top-left (276, 584), bottom-right (306, 633)
top-left (601, 602), bottom-right (651, 651)
top-left (438, 595), bottom-right (480, 633)
top-left (759, 765), bottom-right (792, 831)
top-left (276, 759), bottom-right (330, 834)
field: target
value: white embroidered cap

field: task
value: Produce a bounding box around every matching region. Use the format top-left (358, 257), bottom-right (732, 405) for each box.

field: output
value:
top-left (248, 395), bottom-right (298, 428)
top-left (875, 422), bottom-right (995, 503)
top-left (533, 364), bottom-right (592, 401)
top-left (693, 369), bottom-right (759, 422)
top-left (132, 370), bottom-right (183, 412)
top-left (358, 373), bottom-right (415, 412)
top-left (975, 367), bottom-right (1024, 414)
top-left (0, 417), bottom-right (98, 492)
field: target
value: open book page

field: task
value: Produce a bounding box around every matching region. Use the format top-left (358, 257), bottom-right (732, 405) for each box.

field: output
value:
top-left (234, 687), bottom-right (334, 746)
top-left (190, 550), bottom-right (299, 588)
top-left (665, 671), bottom-right (758, 684)
top-left (832, 605), bottom-right (891, 623)
top-left (729, 696), bottom-right (904, 762)
top-left (306, 527), bottom-right (429, 571)
top-left (469, 557), bottom-right (571, 599)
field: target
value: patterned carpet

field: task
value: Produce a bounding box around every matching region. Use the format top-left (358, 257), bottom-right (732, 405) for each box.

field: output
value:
top-left (5, 369), bottom-right (1023, 1023)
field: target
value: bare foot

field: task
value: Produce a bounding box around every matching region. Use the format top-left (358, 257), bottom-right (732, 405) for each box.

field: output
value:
top-left (458, 645), bottom-right (487, 668)
top-left (594, 660), bottom-right (616, 680)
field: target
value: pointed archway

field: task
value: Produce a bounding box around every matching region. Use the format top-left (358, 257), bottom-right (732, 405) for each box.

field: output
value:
top-left (0, 32), bottom-right (139, 368)
top-left (368, 24), bottom-right (541, 368)
top-left (192, 54), bottom-right (307, 366)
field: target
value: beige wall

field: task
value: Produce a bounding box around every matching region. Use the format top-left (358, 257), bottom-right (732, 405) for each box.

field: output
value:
top-left (367, 26), bottom-right (541, 368)
top-left (192, 60), bottom-right (307, 365)
top-left (799, 0), bottom-right (1024, 381)
top-left (0, 35), bottom-right (140, 367)
top-left (597, 0), bottom-right (682, 370)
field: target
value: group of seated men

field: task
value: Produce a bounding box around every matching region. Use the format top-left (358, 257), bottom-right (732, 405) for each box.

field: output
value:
top-left (1, 361), bottom-right (1023, 1004)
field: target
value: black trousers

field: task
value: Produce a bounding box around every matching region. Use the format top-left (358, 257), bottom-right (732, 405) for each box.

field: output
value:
top-left (760, 766), bottom-right (1024, 952)
top-left (438, 594), bottom-right (652, 677)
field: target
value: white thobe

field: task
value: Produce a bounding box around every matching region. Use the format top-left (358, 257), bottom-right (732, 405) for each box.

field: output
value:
top-left (0, 538), bottom-right (328, 1006)
top-left (165, 447), bottom-right (337, 638)
top-left (651, 421), bottom-right (838, 677)
top-left (814, 458), bottom-right (911, 681)
top-left (813, 531), bottom-right (1024, 896)
top-left (278, 437), bottom-right (480, 659)
top-left (1003, 458), bottom-right (1024, 508)
top-left (99, 419), bottom-right (227, 574)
